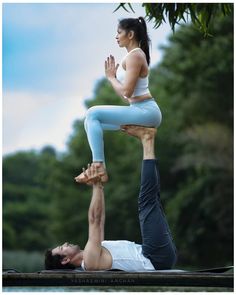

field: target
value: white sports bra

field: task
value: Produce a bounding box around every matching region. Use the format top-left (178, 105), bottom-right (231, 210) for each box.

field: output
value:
top-left (116, 48), bottom-right (150, 98)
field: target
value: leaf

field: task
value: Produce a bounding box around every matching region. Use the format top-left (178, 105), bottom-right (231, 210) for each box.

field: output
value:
top-left (114, 3), bottom-right (233, 35)
top-left (113, 3), bottom-right (131, 13)
top-left (127, 3), bottom-right (135, 13)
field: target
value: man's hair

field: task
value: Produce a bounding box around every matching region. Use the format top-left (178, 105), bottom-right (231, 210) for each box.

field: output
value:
top-left (44, 249), bottom-right (76, 270)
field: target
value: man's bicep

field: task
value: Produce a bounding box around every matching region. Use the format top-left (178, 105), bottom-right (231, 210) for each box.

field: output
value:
top-left (83, 241), bottom-right (102, 271)
top-left (83, 223), bottom-right (102, 270)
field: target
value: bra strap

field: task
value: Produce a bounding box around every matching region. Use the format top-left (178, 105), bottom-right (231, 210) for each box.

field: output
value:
top-left (122, 48), bottom-right (141, 62)
top-left (128, 47), bottom-right (140, 54)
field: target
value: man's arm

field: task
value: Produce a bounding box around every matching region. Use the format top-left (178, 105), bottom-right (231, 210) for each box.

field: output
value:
top-left (82, 166), bottom-right (107, 270)
top-left (100, 186), bottom-right (105, 241)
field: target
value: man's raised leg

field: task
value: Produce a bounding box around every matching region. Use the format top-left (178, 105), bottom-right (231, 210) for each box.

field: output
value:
top-left (122, 125), bottom-right (177, 269)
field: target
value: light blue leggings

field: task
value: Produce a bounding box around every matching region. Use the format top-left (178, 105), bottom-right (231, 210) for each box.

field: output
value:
top-left (84, 98), bottom-right (162, 162)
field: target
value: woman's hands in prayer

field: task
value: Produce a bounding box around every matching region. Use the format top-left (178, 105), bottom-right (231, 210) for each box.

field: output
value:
top-left (105, 55), bottom-right (119, 80)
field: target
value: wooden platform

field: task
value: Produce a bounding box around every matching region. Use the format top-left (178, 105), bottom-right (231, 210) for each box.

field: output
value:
top-left (3, 271), bottom-right (233, 288)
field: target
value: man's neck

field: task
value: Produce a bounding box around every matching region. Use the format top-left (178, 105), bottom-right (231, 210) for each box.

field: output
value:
top-left (71, 250), bottom-right (84, 267)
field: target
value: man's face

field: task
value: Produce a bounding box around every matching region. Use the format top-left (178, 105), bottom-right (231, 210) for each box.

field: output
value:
top-left (52, 242), bottom-right (80, 260)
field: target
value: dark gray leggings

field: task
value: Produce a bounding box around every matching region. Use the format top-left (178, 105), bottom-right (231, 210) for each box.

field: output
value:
top-left (139, 159), bottom-right (177, 270)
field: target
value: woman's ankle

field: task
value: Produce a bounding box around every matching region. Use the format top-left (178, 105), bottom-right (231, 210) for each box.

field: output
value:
top-left (92, 162), bottom-right (106, 169)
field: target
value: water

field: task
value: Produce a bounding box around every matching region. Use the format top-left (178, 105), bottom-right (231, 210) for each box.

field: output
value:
top-left (3, 286), bottom-right (233, 292)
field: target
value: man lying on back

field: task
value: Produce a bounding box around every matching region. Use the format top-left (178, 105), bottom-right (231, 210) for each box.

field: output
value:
top-left (45, 125), bottom-right (177, 271)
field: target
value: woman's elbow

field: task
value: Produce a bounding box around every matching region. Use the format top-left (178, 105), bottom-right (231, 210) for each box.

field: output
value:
top-left (123, 88), bottom-right (133, 98)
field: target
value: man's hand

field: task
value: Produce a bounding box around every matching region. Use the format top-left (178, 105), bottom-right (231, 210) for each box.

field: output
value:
top-left (82, 164), bottom-right (103, 186)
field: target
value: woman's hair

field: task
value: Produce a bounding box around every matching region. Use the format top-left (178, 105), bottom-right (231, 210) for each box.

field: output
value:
top-left (44, 249), bottom-right (76, 270)
top-left (118, 16), bottom-right (151, 65)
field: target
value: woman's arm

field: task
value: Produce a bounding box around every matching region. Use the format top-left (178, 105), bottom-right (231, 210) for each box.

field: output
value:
top-left (105, 52), bottom-right (143, 99)
top-left (105, 55), bottom-right (124, 98)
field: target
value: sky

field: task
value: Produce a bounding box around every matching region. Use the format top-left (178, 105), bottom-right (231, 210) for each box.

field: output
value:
top-left (3, 3), bottom-right (173, 156)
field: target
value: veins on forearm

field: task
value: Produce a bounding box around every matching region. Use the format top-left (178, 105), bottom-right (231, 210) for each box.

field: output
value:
top-left (88, 185), bottom-right (104, 225)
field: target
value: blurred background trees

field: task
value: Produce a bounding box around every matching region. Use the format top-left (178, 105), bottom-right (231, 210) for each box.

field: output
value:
top-left (116, 3), bottom-right (232, 35)
top-left (3, 9), bottom-right (233, 271)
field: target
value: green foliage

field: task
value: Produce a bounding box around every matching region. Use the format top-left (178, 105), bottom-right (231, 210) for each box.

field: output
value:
top-left (3, 147), bottom-right (59, 250)
top-left (3, 251), bottom-right (44, 272)
top-left (3, 13), bottom-right (233, 269)
top-left (116, 3), bottom-right (233, 35)
top-left (151, 14), bottom-right (233, 267)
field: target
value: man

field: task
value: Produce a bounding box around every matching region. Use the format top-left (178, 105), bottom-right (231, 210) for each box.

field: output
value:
top-left (45, 125), bottom-right (177, 271)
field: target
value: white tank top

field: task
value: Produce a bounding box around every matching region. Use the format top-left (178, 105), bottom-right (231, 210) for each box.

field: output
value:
top-left (81, 240), bottom-right (155, 271)
top-left (116, 48), bottom-right (150, 98)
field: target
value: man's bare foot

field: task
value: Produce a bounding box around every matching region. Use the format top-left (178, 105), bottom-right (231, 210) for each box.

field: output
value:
top-left (121, 125), bottom-right (157, 159)
top-left (121, 125), bottom-right (156, 141)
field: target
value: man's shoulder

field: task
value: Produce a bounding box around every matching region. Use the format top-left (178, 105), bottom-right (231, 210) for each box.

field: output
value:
top-left (82, 240), bottom-right (113, 271)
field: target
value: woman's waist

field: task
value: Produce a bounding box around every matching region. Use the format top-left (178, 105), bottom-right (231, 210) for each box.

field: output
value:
top-left (128, 93), bottom-right (153, 104)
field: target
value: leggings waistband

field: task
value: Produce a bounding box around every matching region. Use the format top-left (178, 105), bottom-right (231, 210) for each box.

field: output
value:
top-left (130, 98), bottom-right (155, 106)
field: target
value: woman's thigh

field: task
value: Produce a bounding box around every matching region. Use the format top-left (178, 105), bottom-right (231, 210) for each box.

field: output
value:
top-left (87, 104), bottom-right (161, 128)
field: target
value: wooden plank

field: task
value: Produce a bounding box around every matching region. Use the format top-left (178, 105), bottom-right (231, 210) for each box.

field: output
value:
top-left (3, 271), bottom-right (233, 288)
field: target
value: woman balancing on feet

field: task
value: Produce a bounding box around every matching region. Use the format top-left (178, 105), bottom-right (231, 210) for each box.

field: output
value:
top-left (75, 17), bottom-right (162, 183)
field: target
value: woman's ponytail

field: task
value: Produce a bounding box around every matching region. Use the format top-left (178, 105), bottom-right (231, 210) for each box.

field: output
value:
top-left (137, 17), bottom-right (151, 65)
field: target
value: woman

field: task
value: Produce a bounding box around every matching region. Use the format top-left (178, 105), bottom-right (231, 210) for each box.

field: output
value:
top-left (75, 17), bottom-right (162, 183)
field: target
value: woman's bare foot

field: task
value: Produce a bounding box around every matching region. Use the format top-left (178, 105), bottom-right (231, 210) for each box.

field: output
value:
top-left (121, 125), bottom-right (156, 142)
top-left (92, 162), bottom-right (108, 183)
top-left (75, 162), bottom-right (108, 184)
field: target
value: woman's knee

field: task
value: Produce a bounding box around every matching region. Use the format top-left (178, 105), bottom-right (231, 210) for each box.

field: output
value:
top-left (84, 107), bottom-right (98, 131)
top-left (86, 106), bottom-right (101, 121)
